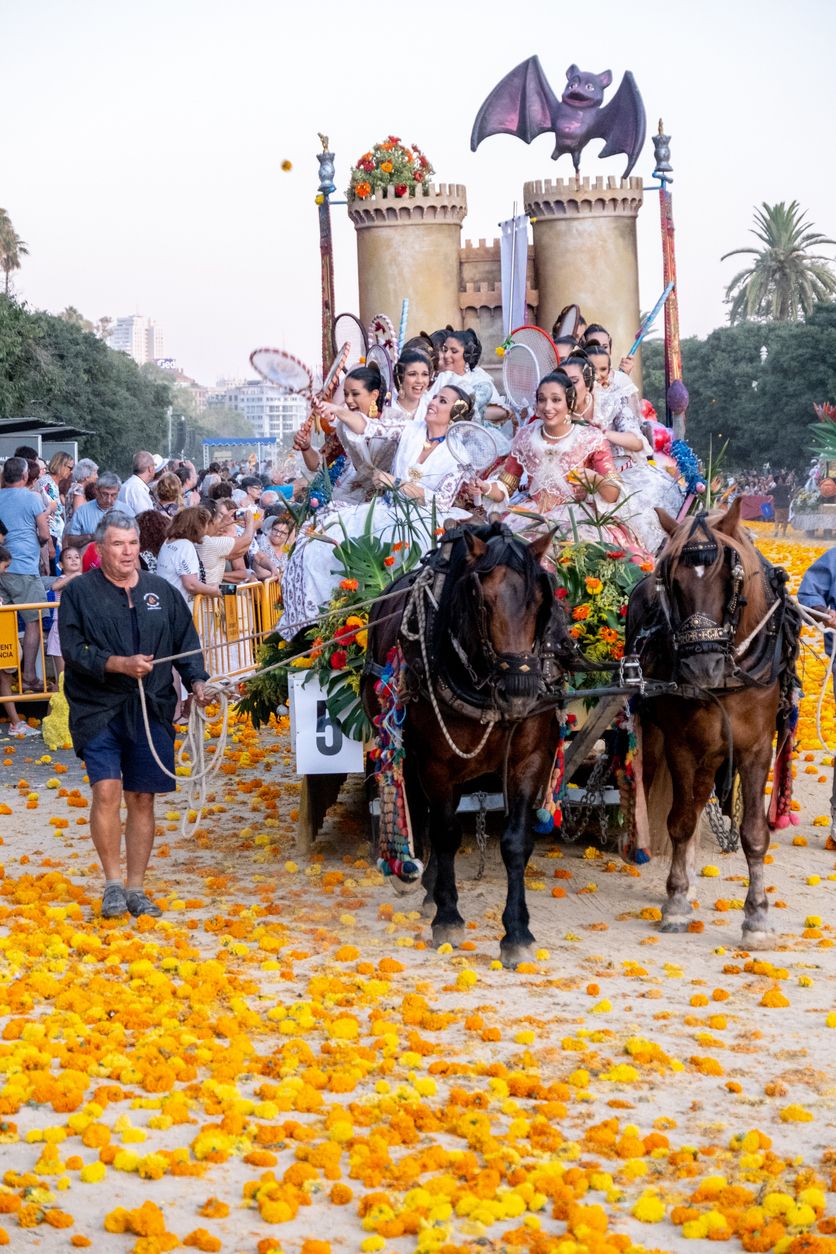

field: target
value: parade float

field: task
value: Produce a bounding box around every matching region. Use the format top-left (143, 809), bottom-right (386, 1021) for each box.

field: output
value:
top-left (242, 54), bottom-right (718, 861)
top-left (792, 402), bottom-right (836, 535)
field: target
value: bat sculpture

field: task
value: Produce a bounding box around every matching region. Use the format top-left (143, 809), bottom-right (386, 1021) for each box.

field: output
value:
top-left (471, 57), bottom-right (646, 176)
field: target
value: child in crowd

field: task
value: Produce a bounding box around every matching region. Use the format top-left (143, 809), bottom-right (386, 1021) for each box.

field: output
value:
top-left (46, 544), bottom-right (83, 677)
top-left (0, 545), bottom-right (40, 737)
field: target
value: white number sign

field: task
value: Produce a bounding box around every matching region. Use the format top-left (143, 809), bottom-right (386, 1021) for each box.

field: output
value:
top-left (289, 674), bottom-right (364, 774)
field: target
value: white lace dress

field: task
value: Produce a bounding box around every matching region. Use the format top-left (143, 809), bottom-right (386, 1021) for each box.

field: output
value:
top-left (429, 366), bottom-right (504, 425)
top-left (490, 421), bottom-right (643, 552)
top-left (279, 418), bottom-right (469, 638)
top-left (589, 378), bottom-right (684, 554)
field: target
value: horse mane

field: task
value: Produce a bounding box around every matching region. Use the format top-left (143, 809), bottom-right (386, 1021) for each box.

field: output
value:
top-left (436, 522), bottom-right (543, 653)
top-left (659, 510), bottom-right (769, 638)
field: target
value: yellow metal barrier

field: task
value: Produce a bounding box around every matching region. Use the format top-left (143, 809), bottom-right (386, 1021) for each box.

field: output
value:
top-left (0, 577), bottom-right (282, 707)
top-left (191, 577), bottom-right (281, 680)
top-left (0, 601), bottom-right (55, 703)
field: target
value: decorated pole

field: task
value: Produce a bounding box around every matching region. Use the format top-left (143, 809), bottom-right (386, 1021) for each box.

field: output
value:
top-left (315, 133), bottom-right (336, 379)
top-left (652, 120), bottom-right (688, 438)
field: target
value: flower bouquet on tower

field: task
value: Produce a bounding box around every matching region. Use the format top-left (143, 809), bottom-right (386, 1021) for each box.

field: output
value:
top-left (347, 136), bottom-right (434, 201)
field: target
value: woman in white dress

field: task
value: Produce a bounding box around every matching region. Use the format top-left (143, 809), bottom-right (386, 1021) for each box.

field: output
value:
top-left (279, 386), bottom-right (475, 638)
top-left (573, 348), bottom-right (684, 554)
top-left (474, 371), bottom-right (642, 554)
top-left (388, 349), bottom-right (432, 424)
top-left (429, 329), bottom-right (511, 428)
top-left (293, 366), bottom-right (385, 505)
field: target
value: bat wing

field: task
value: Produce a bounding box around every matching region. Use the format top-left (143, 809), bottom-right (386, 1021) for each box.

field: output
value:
top-left (471, 56), bottom-right (559, 151)
top-left (588, 71), bottom-right (646, 175)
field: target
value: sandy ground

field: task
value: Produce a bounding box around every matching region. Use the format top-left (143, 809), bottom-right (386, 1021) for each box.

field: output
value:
top-left (1, 526), bottom-right (835, 1254)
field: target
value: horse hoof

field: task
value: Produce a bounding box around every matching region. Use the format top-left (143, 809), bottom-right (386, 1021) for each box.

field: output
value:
top-left (433, 924), bottom-right (465, 948)
top-left (389, 875), bottom-right (421, 897)
top-left (500, 943), bottom-right (535, 969)
top-left (741, 928), bottom-right (774, 951)
top-left (659, 917), bottom-right (689, 934)
top-left (420, 894), bottom-right (435, 918)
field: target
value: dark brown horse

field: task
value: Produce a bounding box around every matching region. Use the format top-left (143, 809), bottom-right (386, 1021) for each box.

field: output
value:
top-left (627, 500), bottom-right (798, 946)
top-left (362, 522), bottom-right (572, 966)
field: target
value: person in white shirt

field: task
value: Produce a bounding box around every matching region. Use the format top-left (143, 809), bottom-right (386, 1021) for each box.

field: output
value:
top-left (118, 451), bottom-right (162, 516)
top-left (197, 500), bottom-right (255, 587)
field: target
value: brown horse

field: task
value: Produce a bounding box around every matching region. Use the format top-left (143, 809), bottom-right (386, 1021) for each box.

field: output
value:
top-left (362, 522), bottom-right (572, 966)
top-left (626, 500), bottom-right (798, 946)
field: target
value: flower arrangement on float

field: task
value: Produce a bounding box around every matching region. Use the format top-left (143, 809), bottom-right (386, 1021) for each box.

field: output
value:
top-left (240, 500), bottom-right (432, 737)
top-left (347, 136), bottom-right (434, 202)
top-left (553, 540), bottom-right (649, 688)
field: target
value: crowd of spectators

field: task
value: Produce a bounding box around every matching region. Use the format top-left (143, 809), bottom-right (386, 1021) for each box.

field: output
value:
top-left (720, 467), bottom-right (800, 501)
top-left (0, 444), bottom-right (297, 735)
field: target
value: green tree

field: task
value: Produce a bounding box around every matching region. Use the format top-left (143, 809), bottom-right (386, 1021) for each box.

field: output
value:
top-left (0, 294), bottom-right (172, 474)
top-left (0, 208), bottom-right (29, 296)
top-left (722, 202), bottom-right (836, 323)
top-left (643, 303), bottom-right (836, 469)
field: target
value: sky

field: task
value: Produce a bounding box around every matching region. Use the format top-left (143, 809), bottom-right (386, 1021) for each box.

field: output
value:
top-left (5, 0), bottom-right (836, 387)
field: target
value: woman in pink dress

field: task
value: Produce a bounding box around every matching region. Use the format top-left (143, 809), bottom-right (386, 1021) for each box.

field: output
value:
top-left (476, 372), bottom-right (648, 556)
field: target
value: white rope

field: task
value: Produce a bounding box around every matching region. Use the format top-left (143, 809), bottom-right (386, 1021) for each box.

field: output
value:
top-left (401, 569), bottom-right (497, 759)
top-left (136, 673), bottom-right (233, 839)
top-left (126, 587), bottom-right (414, 837)
top-left (734, 597), bottom-right (780, 657)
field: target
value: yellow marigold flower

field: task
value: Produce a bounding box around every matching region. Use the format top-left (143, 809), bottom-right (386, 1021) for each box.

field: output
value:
top-left (632, 1193), bottom-right (665, 1222)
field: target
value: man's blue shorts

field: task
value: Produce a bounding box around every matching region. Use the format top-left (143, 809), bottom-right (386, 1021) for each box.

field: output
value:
top-left (83, 709), bottom-right (175, 794)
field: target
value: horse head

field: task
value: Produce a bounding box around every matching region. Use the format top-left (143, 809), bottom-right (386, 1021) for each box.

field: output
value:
top-left (653, 498), bottom-right (767, 689)
top-left (453, 525), bottom-right (559, 720)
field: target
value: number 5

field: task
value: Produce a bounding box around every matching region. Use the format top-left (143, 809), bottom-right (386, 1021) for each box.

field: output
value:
top-left (316, 700), bottom-right (343, 756)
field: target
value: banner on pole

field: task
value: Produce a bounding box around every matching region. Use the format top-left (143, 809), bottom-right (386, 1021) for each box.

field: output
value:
top-left (500, 214), bottom-right (529, 337)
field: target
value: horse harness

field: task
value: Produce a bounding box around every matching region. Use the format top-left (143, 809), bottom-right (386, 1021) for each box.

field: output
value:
top-left (397, 526), bottom-right (569, 728)
top-left (634, 513), bottom-right (797, 696)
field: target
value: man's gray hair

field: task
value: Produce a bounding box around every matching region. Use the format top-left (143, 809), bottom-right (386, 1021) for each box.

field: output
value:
top-left (132, 451), bottom-right (154, 474)
top-left (93, 510), bottom-right (139, 544)
top-left (72, 458), bottom-right (98, 482)
top-left (96, 471), bottom-right (122, 491)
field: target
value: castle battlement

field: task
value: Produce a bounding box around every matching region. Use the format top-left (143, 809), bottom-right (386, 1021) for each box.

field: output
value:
top-left (460, 238), bottom-right (500, 260)
top-left (524, 175), bottom-right (643, 219)
top-left (348, 182), bottom-right (467, 228)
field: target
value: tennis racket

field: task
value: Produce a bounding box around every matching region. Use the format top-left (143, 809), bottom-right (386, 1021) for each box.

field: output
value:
top-left (367, 312), bottom-right (398, 358)
top-left (321, 342), bottom-right (350, 401)
top-left (332, 312), bottom-right (368, 366)
top-left (447, 421), bottom-right (507, 508)
top-left (552, 303), bottom-right (583, 348)
top-left (510, 324), bottom-right (559, 376)
top-left (249, 348), bottom-right (313, 395)
top-left (366, 343), bottom-right (394, 405)
top-left (503, 342), bottom-right (541, 425)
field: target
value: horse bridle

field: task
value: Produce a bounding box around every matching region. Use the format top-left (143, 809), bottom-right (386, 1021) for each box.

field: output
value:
top-left (654, 514), bottom-right (746, 669)
top-left (451, 561), bottom-right (551, 701)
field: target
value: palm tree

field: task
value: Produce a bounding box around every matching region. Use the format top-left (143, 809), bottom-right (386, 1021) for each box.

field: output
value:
top-left (0, 208), bottom-right (29, 296)
top-left (721, 201), bottom-right (836, 323)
